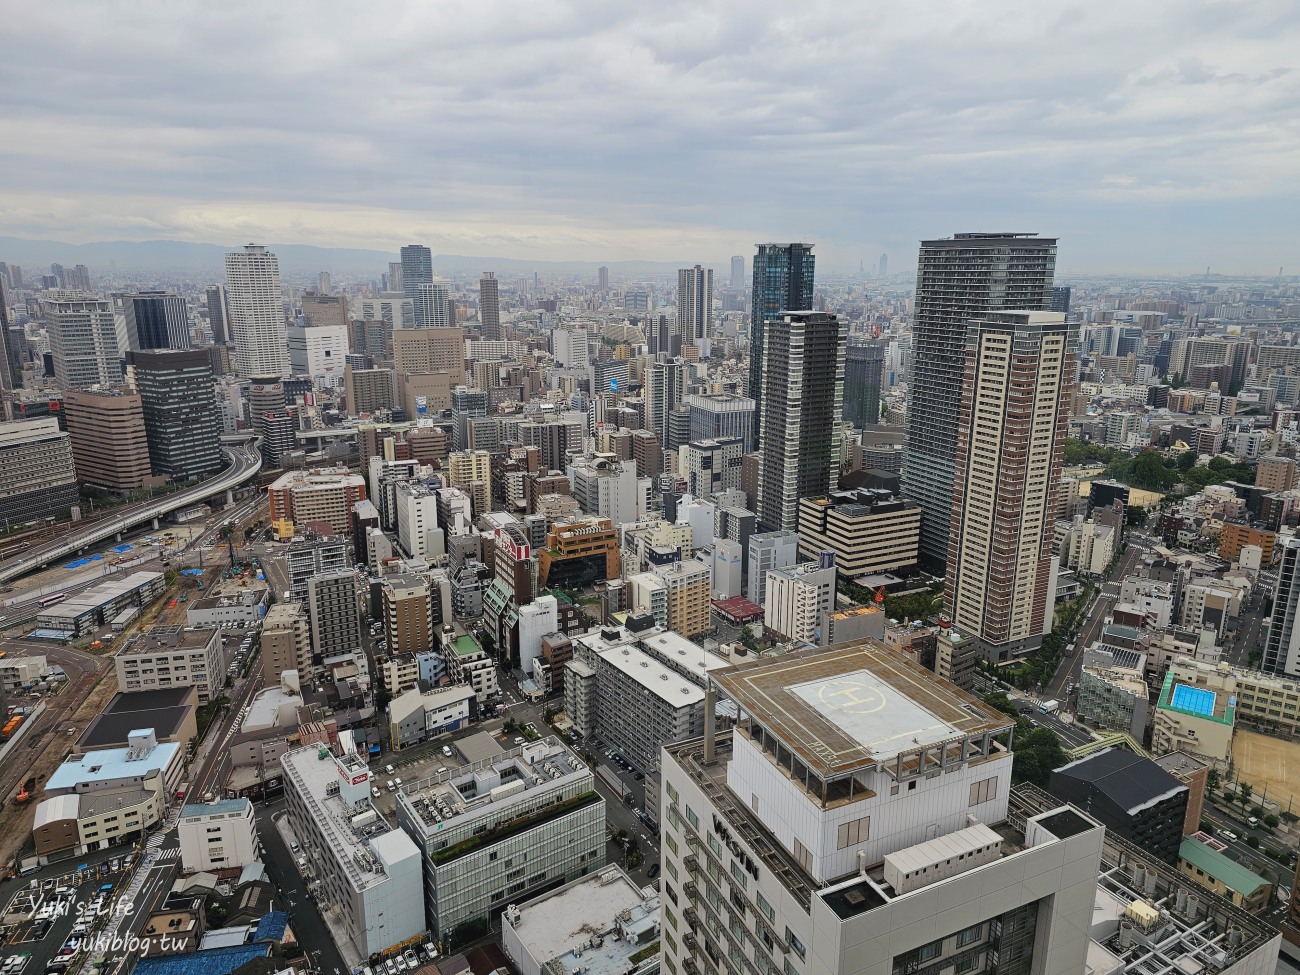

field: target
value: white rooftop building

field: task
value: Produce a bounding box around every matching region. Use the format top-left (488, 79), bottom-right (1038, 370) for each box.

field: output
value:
top-left (280, 736), bottom-right (424, 958)
top-left (662, 644), bottom-right (1106, 975)
top-left (394, 736), bottom-right (606, 942)
top-left (502, 866), bottom-right (660, 975)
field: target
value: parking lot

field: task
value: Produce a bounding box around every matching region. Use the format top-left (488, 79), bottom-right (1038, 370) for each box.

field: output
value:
top-left (0, 859), bottom-right (131, 974)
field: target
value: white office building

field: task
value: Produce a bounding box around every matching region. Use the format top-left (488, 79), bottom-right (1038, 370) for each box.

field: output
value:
top-left (281, 739), bottom-right (425, 958)
top-left (566, 624), bottom-right (728, 773)
top-left (178, 798), bottom-right (259, 872)
top-left (711, 538), bottom-right (743, 599)
top-left (396, 482), bottom-right (444, 561)
top-left (764, 561), bottom-right (836, 646)
top-left (394, 737), bottom-right (606, 941)
top-left (661, 644), bottom-right (1107, 975)
top-left (517, 596), bottom-right (559, 676)
top-left (679, 438), bottom-right (745, 500)
top-left (501, 866), bottom-right (660, 975)
top-left (287, 320), bottom-right (348, 388)
top-left (114, 626), bottom-right (223, 703)
top-left (43, 291), bottom-right (126, 388)
top-left (569, 454), bottom-right (647, 528)
top-left (225, 244), bottom-right (288, 378)
top-left (354, 293), bottom-right (416, 331)
top-left (747, 530), bottom-right (800, 606)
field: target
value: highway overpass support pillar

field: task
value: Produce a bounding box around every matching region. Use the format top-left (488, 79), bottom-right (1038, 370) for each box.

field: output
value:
top-left (151, 517), bottom-right (160, 530)
top-left (226, 489), bottom-right (235, 506)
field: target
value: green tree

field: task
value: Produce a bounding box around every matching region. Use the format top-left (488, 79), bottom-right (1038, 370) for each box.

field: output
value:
top-left (1063, 438), bottom-right (1126, 467)
top-left (1011, 728), bottom-right (1068, 788)
top-left (1176, 450), bottom-right (1198, 472)
top-left (1130, 451), bottom-right (1180, 491)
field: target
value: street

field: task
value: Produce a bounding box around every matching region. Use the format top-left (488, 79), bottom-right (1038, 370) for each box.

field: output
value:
top-left (256, 798), bottom-right (348, 975)
top-left (1045, 539), bottom-right (1146, 699)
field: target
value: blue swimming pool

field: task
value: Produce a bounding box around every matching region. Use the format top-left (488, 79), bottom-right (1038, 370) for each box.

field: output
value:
top-left (1171, 684), bottom-right (1216, 717)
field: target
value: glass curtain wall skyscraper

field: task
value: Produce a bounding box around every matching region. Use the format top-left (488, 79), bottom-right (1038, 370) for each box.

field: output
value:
top-left (843, 339), bottom-right (885, 428)
top-left (125, 290), bottom-right (190, 350)
top-left (749, 243), bottom-right (814, 443)
top-left (400, 244), bottom-right (436, 326)
top-left (902, 232), bottom-right (1057, 573)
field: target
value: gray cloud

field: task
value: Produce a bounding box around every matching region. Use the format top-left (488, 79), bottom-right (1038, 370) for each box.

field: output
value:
top-left (1, 0), bottom-right (1299, 272)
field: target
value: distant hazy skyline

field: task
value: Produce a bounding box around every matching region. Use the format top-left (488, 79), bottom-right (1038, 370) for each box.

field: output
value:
top-left (4, 1), bottom-right (1299, 274)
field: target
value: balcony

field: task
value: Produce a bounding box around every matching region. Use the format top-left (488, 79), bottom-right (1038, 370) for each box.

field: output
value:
top-left (685, 854), bottom-right (699, 873)
top-left (685, 880), bottom-right (699, 898)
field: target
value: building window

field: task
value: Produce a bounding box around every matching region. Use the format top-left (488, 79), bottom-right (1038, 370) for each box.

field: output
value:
top-left (667, 834), bottom-right (679, 855)
top-left (956, 924), bottom-right (982, 947)
top-left (955, 956), bottom-right (977, 974)
top-left (708, 834), bottom-right (723, 857)
top-left (731, 862), bottom-right (748, 889)
top-left (756, 891), bottom-right (774, 922)
top-left (836, 816), bottom-right (870, 849)
top-left (969, 777), bottom-right (998, 806)
top-left (918, 940), bottom-right (941, 962)
top-left (687, 806), bottom-right (699, 829)
top-left (785, 928), bottom-right (805, 960)
top-left (667, 782), bottom-right (679, 803)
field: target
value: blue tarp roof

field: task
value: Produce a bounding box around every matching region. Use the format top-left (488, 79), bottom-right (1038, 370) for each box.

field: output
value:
top-left (254, 910), bottom-right (289, 942)
top-left (132, 943), bottom-right (270, 975)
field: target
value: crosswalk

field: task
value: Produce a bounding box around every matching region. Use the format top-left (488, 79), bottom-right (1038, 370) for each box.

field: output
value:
top-left (153, 848), bottom-right (179, 862)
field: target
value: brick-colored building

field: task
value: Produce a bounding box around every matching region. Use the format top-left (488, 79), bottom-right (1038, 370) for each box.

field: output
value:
top-left (1219, 519), bottom-right (1276, 565)
top-left (63, 389), bottom-right (164, 493)
top-left (267, 467), bottom-right (367, 534)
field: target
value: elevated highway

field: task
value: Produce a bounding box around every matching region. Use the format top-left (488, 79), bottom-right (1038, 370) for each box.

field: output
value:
top-left (0, 443), bottom-right (262, 584)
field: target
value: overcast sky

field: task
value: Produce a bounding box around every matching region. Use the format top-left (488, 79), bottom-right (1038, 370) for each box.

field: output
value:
top-left (4, 0), bottom-right (1299, 274)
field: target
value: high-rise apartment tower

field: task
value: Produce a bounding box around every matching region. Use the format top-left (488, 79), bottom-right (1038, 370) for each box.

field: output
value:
top-left (225, 244), bottom-right (288, 377)
top-left (479, 272), bottom-right (500, 341)
top-left (677, 265), bottom-right (713, 343)
top-left (946, 311), bottom-right (1075, 662)
top-left (902, 233), bottom-right (1056, 573)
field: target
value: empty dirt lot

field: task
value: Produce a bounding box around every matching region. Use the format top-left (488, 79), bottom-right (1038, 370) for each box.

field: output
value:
top-left (1234, 729), bottom-right (1300, 812)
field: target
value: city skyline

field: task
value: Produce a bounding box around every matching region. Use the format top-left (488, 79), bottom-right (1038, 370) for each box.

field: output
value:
top-left (2, 2), bottom-right (1299, 273)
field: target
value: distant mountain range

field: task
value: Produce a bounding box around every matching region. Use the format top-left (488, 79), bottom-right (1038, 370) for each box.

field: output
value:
top-left (0, 236), bottom-right (709, 278)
